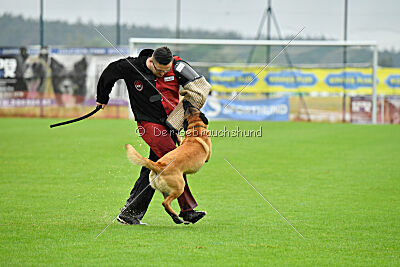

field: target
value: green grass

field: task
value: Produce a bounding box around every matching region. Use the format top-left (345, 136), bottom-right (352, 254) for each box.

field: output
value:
top-left (0, 118), bottom-right (399, 266)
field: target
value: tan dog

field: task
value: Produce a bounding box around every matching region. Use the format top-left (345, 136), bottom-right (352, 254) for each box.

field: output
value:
top-left (125, 100), bottom-right (212, 224)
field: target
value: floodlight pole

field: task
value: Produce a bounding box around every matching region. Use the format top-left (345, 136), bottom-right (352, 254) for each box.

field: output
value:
top-left (372, 46), bottom-right (378, 124)
top-left (342, 0), bottom-right (348, 122)
top-left (116, 0), bottom-right (121, 46)
top-left (266, 0), bottom-right (272, 62)
top-left (176, 0), bottom-right (181, 39)
top-left (40, 0), bottom-right (44, 47)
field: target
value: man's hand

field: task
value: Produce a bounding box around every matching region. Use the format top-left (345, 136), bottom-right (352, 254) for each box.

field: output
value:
top-left (96, 102), bottom-right (106, 109)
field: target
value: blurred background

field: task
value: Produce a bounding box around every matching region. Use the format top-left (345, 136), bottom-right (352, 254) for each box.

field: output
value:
top-left (1, 0), bottom-right (399, 123)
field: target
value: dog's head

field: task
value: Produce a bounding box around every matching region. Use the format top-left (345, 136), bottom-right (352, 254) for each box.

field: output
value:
top-left (23, 56), bottom-right (47, 93)
top-left (50, 57), bottom-right (87, 95)
top-left (182, 100), bottom-right (209, 131)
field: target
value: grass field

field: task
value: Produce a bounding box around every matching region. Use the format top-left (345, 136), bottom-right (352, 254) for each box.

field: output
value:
top-left (0, 118), bottom-right (399, 266)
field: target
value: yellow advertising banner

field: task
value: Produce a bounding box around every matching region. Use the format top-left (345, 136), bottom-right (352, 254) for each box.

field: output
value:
top-left (209, 67), bottom-right (400, 95)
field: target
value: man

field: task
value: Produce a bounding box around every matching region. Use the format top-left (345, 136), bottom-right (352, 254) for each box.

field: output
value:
top-left (96, 47), bottom-right (211, 225)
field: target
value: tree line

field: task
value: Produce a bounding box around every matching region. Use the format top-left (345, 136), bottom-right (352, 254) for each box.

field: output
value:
top-left (0, 13), bottom-right (398, 67)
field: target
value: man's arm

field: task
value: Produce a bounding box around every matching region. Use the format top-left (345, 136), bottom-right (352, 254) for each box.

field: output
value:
top-left (96, 58), bottom-right (129, 108)
top-left (173, 60), bottom-right (210, 104)
top-left (173, 60), bottom-right (201, 86)
top-left (166, 60), bottom-right (211, 132)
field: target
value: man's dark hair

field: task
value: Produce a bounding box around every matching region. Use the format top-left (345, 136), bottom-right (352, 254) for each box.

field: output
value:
top-left (153, 46), bottom-right (173, 65)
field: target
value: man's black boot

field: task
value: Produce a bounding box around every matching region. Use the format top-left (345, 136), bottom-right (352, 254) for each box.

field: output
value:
top-left (117, 206), bottom-right (147, 225)
top-left (179, 210), bottom-right (206, 224)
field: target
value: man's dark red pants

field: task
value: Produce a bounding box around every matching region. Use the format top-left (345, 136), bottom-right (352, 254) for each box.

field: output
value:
top-left (125, 121), bottom-right (198, 219)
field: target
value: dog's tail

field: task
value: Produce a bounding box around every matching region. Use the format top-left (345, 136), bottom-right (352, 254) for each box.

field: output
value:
top-left (125, 144), bottom-right (163, 173)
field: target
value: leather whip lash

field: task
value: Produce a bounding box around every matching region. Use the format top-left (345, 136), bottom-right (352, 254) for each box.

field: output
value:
top-left (50, 105), bottom-right (102, 128)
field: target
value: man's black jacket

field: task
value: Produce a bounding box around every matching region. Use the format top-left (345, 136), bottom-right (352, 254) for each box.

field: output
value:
top-left (96, 49), bottom-right (171, 124)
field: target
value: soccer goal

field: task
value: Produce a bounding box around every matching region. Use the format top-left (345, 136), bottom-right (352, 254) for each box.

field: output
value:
top-left (129, 38), bottom-right (378, 123)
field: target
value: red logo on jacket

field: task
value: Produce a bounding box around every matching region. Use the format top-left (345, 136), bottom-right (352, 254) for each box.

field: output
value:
top-left (134, 80), bottom-right (143, 91)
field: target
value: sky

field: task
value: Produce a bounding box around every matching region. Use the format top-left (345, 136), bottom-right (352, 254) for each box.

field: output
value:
top-left (0, 0), bottom-right (399, 51)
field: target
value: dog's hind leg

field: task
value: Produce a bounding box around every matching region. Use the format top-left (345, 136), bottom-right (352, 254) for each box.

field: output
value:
top-left (162, 193), bottom-right (184, 224)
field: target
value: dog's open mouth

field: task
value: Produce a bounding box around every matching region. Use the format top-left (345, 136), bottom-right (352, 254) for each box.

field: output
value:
top-left (25, 78), bottom-right (41, 93)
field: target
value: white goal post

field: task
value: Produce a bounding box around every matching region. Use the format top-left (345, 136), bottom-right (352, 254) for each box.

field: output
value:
top-left (129, 38), bottom-right (378, 124)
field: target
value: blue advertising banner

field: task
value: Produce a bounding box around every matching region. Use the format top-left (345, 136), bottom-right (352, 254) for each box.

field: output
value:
top-left (201, 96), bottom-right (289, 121)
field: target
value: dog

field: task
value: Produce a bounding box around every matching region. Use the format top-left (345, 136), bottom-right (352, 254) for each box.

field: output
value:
top-left (125, 100), bottom-right (212, 224)
top-left (23, 55), bottom-right (49, 98)
top-left (50, 57), bottom-right (87, 105)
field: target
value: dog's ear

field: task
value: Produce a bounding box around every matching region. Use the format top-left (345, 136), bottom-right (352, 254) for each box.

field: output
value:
top-left (183, 119), bottom-right (188, 131)
top-left (199, 113), bottom-right (208, 125)
top-left (50, 57), bottom-right (63, 72)
top-left (74, 57), bottom-right (87, 72)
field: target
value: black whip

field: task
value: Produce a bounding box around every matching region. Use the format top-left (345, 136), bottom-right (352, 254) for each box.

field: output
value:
top-left (50, 105), bottom-right (102, 128)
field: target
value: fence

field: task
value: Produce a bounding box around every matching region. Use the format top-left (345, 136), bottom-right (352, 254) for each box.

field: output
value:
top-left (0, 46), bottom-right (130, 119)
top-left (2, 43), bottom-right (400, 124)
